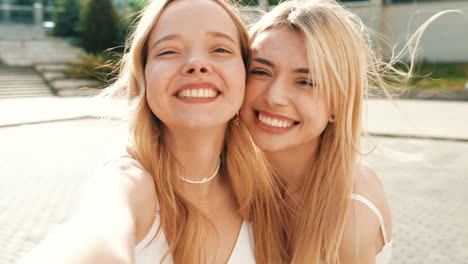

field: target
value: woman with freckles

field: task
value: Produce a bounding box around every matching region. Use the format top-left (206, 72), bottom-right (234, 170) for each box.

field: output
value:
top-left (240, 0), bottom-right (398, 263)
top-left (18, 0), bottom-right (285, 263)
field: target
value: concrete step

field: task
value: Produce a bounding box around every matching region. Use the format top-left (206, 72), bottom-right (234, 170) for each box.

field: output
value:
top-left (0, 83), bottom-right (49, 88)
top-left (0, 66), bottom-right (52, 98)
top-left (0, 94), bottom-right (52, 99)
top-left (0, 70), bottom-right (37, 75)
top-left (0, 88), bottom-right (50, 94)
top-left (0, 77), bottom-right (44, 80)
top-left (0, 87), bottom-right (51, 92)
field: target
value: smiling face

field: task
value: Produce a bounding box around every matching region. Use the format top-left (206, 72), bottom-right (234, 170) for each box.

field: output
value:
top-left (145, 0), bottom-right (246, 130)
top-left (240, 28), bottom-right (331, 153)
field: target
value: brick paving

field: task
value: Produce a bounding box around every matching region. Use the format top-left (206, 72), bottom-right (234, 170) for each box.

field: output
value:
top-left (0, 119), bottom-right (128, 264)
top-left (0, 118), bottom-right (467, 263)
top-left (363, 136), bottom-right (468, 264)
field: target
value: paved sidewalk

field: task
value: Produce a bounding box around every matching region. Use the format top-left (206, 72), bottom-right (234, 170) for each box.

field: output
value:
top-left (0, 96), bottom-right (128, 128)
top-left (1, 97), bottom-right (466, 141)
top-left (364, 99), bottom-right (468, 141)
top-left (0, 96), bottom-right (467, 264)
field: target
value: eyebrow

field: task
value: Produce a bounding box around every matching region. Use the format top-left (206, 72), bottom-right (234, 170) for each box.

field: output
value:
top-left (294, 68), bottom-right (309, 74)
top-left (252, 57), bottom-right (310, 74)
top-left (150, 34), bottom-right (181, 51)
top-left (207, 31), bottom-right (236, 44)
top-left (150, 31), bottom-right (236, 52)
top-left (253, 57), bottom-right (275, 68)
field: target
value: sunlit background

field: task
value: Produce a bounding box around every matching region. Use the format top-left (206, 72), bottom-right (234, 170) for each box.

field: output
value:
top-left (0, 0), bottom-right (467, 263)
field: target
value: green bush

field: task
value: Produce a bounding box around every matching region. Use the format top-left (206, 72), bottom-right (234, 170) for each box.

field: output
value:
top-left (53, 0), bottom-right (81, 37)
top-left (269, 0), bottom-right (282, 5)
top-left (238, 0), bottom-right (282, 6)
top-left (81, 0), bottom-right (118, 53)
top-left (239, 0), bottom-right (258, 5)
top-left (66, 53), bottom-right (121, 83)
top-left (395, 61), bottom-right (468, 90)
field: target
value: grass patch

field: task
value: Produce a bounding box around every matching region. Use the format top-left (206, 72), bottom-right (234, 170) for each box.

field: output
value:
top-left (66, 52), bottom-right (121, 83)
top-left (399, 62), bottom-right (468, 90)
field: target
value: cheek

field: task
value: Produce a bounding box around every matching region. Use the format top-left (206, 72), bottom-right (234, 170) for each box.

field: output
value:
top-left (300, 97), bottom-right (330, 130)
top-left (223, 59), bottom-right (246, 97)
top-left (244, 78), bottom-right (264, 104)
top-left (145, 62), bottom-right (174, 92)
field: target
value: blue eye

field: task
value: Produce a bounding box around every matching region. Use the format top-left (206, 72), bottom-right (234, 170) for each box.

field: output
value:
top-left (214, 48), bottom-right (231, 53)
top-left (250, 70), bottom-right (269, 76)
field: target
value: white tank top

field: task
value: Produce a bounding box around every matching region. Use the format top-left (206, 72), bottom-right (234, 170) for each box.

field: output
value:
top-left (116, 155), bottom-right (256, 263)
top-left (134, 210), bottom-right (256, 264)
top-left (351, 193), bottom-right (392, 264)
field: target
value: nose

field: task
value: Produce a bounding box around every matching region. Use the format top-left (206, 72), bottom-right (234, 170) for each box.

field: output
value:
top-left (181, 50), bottom-right (213, 75)
top-left (264, 78), bottom-right (288, 107)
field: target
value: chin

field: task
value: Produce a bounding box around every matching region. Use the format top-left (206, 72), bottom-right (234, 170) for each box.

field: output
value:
top-left (250, 135), bottom-right (289, 153)
top-left (173, 117), bottom-right (230, 130)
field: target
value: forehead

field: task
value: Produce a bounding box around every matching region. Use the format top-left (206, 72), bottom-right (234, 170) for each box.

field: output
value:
top-left (251, 28), bottom-right (308, 68)
top-left (149, 0), bottom-right (239, 43)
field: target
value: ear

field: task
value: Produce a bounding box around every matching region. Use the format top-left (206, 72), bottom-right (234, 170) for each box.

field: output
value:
top-left (329, 114), bottom-right (336, 123)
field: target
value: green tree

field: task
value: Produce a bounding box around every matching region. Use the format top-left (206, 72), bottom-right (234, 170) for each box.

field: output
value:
top-left (110, 0), bottom-right (148, 53)
top-left (53, 0), bottom-right (81, 37)
top-left (269, 0), bottom-right (281, 5)
top-left (13, 0), bottom-right (34, 5)
top-left (81, 0), bottom-right (118, 53)
top-left (128, 0), bottom-right (148, 12)
top-left (239, 0), bottom-right (258, 6)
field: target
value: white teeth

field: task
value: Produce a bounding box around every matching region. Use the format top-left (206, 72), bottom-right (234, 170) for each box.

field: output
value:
top-left (258, 113), bottom-right (294, 128)
top-left (177, 89), bottom-right (218, 98)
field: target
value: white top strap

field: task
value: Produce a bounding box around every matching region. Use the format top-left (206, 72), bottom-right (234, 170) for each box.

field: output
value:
top-left (351, 193), bottom-right (389, 244)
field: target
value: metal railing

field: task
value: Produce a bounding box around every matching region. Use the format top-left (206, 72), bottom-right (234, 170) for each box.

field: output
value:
top-left (0, 3), bottom-right (53, 25)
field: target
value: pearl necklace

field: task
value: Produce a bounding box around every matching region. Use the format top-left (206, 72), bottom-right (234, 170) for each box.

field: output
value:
top-left (178, 159), bottom-right (221, 184)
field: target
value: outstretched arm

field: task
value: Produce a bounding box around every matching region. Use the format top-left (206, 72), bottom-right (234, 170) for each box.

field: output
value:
top-left (18, 158), bottom-right (156, 264)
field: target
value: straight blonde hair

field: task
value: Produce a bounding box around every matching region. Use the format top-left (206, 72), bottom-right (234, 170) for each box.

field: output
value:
top-left (249, 0), bottom-right (451, 263)
top-left (102, 0), bottom-right (285, 263)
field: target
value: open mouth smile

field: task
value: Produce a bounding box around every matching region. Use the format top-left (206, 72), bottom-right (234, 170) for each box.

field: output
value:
top-left (254, 110), bottom-right (299, 133)
top-left (175, 82), bottom-right (221, 103)
top-left (176, 88), bottom-right (219, 99)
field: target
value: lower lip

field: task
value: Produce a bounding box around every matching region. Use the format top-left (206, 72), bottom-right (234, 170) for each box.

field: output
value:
top-left (253, 111), bottom-right (297, 134)
top-left (175, 94), bottom-right (220, 104)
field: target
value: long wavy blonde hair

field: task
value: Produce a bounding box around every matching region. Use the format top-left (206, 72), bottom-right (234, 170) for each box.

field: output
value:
top-left (249, 0), bottom-right (447, 263)
top-left (102, 0), bottom-right (285, 263)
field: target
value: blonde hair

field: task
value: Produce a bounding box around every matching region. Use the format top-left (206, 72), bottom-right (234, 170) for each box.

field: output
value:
top-left (249, 0), bottom-right (449, 263)
top-left (102, 0), bottom-right (285, 263)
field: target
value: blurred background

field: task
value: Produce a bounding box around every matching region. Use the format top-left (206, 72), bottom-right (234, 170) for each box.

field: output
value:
top-left (0, 0), bottom-right (467, 263)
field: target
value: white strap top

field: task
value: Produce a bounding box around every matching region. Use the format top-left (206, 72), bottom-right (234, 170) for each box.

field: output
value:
top-left (134, 211), bottom-right (256, 264)
top-left (116, 154), bottom-right (255, 263)
top-left (351, 193), bottom-right (392, 264)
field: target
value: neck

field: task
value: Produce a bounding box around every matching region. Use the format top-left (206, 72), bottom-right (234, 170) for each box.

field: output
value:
top-left (165, 125), bottom-right (227, 200)
top-left (265, 137), bottom-right (321, 193)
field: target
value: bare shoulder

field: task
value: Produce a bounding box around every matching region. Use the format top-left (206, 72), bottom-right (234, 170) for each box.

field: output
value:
top-left (353, 162), bottom-right (386, 201)
top-left (339, 162), bottom-right (392, 263)
top-left (76, 156), bottom-right (157, 244)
